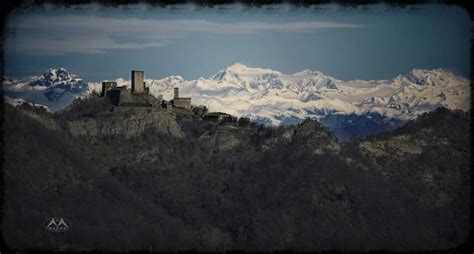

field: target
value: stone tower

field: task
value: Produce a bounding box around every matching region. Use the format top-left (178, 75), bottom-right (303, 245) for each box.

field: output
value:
top-left (172, 87), bottom-right (192, 110)
top-left (131, 70), bottom-right (145, 93)
top-left (174, 87), bottom-right (179, 99)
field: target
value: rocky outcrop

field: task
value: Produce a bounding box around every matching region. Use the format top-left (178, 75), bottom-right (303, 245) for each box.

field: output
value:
top-left (67, 107), bottom-right (184, 139)
top-left (198, 126), bottom-right (243, 152)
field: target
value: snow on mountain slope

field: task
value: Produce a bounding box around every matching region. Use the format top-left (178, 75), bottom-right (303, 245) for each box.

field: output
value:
top-left (3, 64), bottom-right (470, 126)
top-left (3, 68), bottom-right (97, 112)
top-left (135, 63), bottom-right (469, 125)
top-left (4, 96), bottom-right (50, 111)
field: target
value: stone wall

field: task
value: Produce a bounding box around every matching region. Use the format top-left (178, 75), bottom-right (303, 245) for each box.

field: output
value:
top-left (173, 98), bottom-right (191, 110)
top-left (101, 81), bottom-right (117, 97)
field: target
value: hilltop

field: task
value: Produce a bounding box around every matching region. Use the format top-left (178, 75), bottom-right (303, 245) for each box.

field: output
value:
top-left (2, 96), bottom-right (470, 251)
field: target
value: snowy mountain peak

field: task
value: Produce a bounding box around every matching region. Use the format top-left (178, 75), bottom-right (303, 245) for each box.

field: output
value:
top-left (15, 68), bottom-right (91, 105)
top-left (211, 63), bottom-right (283, 81)
top-left (31, 68), bottom-right (82, 87)
top-left (225, 62), bottom-right (248, 72)
top-left (292, 69), bottom-right (325, 77)
top-left (400, 68), bottom-right (466, 87)
top-left (217, 63), bottom-right (281, 75)
top-left (227, 63), bottom-right (282, 75)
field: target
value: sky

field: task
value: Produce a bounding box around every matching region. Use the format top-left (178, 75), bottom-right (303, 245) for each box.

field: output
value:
top-left (4, 3), bottom-right (470, 82)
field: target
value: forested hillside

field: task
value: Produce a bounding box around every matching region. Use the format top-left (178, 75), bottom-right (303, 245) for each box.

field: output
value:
top-left (2, 98), bottom-right (470, 251)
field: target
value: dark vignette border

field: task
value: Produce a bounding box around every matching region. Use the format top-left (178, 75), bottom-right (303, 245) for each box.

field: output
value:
top-left (0, 0), bottom-right (471, 253)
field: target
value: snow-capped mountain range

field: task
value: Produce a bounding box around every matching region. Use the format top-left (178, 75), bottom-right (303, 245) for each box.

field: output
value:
top-left (3, 63), bottom-right (470, 126)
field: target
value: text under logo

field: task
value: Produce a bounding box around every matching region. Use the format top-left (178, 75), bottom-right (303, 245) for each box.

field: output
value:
top-left (43, 217), bottom-right (71, 232)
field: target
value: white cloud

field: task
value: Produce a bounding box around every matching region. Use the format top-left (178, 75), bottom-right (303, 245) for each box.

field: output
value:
top-left (6, 15), bottom-right (365, 55)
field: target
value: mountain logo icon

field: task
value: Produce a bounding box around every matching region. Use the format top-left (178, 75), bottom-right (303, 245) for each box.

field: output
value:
top-left (43, 217), bottom-right (71, 232)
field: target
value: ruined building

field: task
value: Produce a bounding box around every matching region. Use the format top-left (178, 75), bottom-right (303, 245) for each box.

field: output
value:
top-left (203, 112), bottom-right (232, 123)
top-left (100, 70), bottom-right (193, 111)
top-left (161, 87), bottom-right (192, 111)
top-left (101, 70), bottom-right (159, 107)
top-left (172, 87), bottom-right (192, 110)
top-left (101, 81), bottom-right (117, 97)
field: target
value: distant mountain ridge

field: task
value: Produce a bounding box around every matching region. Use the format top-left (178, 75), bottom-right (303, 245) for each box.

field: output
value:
top-left (142, 63), bottom-right (470, 125)
top-left (4, 68), bottom-right (93, 111)
top-left (4, 64), bottom-right (470, 127)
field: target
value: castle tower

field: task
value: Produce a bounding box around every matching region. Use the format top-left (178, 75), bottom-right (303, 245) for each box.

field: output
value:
top-left (172, 87), bottom-right (191, 110)
top-left (131, 70), bottom-right (145, 93)
top-left (174, 87), bottom-right (179, 99)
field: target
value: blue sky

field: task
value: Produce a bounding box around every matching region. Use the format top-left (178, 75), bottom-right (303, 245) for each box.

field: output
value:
top-left (4, 3), bottom-right (470, 81)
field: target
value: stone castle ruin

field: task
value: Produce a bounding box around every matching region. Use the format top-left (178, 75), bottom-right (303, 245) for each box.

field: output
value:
top-left (100, 70), bottom-right (191, 110)
top-left (100, 70), bottom-right (229, 122)
top-left (101, 70), bottom-right (158, 107)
